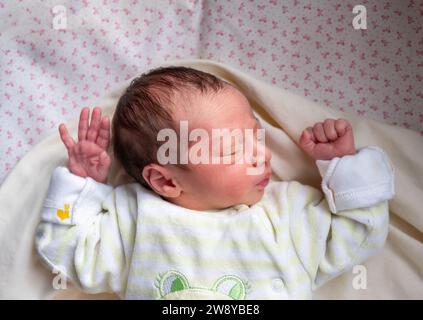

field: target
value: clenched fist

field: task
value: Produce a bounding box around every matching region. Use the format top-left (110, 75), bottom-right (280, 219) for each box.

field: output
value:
top-left (59, 107), bottom-right (112, 183)
top-left (299, 118), bottom-right (356, 160)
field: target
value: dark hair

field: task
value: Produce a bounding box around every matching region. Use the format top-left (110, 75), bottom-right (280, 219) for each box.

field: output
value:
top-left (112, 66), bottom-right (227, 189)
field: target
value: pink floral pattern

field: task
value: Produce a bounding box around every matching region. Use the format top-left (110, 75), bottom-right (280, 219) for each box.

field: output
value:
top-left (1, 0), bottom-right (422, 183)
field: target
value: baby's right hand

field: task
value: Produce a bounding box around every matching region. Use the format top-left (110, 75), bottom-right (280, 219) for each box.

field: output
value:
top-left (59, 107), bottom-right (111, 184)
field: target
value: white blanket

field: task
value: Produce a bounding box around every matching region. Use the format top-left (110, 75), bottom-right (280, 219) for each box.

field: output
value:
top-left (0, 59), bottom-right (422, 299)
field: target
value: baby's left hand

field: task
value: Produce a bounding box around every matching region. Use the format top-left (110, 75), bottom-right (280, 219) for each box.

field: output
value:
top-left (299, 118), bottom-right (356, 160)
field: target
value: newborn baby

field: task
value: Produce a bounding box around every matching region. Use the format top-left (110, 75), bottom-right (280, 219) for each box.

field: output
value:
top-left (36, 66), bottom-right (395, 299)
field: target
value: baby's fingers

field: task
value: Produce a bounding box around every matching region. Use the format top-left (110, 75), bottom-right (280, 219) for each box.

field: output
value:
top-left (96, 116), bottom-right (110, 150)
top-left (334, 119), bottom-right (351, 136)
top-left (87, 107), bottom-right (102, 142)
top-left (59, 123), bottom-right (75, 151)
top-left (323, 119), bottom-right (338, 141)
top-left (78, 107), bottom-right (90, 141)
top-left (299, 127), bottom-right (316, 155)
top-left (313, 123), bottom-right (328, 143)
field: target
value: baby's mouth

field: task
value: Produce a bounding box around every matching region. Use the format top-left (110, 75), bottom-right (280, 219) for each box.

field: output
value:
top-left (256, 170), bottom-right (272, 188)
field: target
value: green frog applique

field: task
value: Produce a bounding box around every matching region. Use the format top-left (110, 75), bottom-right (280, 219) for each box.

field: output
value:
top-left (155, 270), bottom-right (249, 300)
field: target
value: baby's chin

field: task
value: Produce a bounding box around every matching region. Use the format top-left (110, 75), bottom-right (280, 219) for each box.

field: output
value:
top-left (230, 187), bottom-right (266, 208)
top-left (249, 188), bottom-right (266, 205)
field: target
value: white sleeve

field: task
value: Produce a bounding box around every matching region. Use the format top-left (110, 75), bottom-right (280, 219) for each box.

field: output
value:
top-left (315, 146), bottom-right (395, 213)
top-left (287, 146), bottom-right (394, 289)
top-left (35, 166), bottom-right (137, 296)
top-left (40, 166), bottom-right (114, 225)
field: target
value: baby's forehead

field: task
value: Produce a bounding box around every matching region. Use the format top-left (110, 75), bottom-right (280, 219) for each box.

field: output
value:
top-left (173, 85), bottom-right (255, 128)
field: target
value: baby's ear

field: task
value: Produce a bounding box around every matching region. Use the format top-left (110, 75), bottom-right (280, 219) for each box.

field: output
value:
top-left (142, 164), bottom-right (181, 198)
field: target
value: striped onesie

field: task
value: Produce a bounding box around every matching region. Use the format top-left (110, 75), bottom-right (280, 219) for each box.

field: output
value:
top-left (35, 146), bottom-right (395, 299)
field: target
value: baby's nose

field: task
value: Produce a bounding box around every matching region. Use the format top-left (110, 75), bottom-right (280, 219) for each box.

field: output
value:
top-left (264, 146), bottom-right (272, 163)
top-left (252, 145), bottom-right (271, 167)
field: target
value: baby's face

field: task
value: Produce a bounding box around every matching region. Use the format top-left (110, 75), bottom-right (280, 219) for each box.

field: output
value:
top-left (167, 86), bottom-right (272, 211)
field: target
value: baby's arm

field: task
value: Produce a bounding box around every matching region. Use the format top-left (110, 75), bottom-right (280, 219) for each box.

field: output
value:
top-left (35, 107), bottom-right (136, 296)
top-left (287, 146), bottom-right (394, 289)
top-left (35, 167), bottom-right (137, 295)
top-left (289, 119), bottom-right (394, 289)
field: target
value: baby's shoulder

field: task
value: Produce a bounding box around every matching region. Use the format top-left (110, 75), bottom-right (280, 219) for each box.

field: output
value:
top-left (113, 182), bottom-right (157, 208)
top-left (264, 179), bottom-right (297, 196)
top-left (262, 179), bottom-right (320, 205)
top-left (260, 180), bottom-right (289, 207)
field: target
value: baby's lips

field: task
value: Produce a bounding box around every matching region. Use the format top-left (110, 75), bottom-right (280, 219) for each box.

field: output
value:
top-left (256, 170), bottom-right (272, 186)
top-left (256, 176), bottom-right (270, 188)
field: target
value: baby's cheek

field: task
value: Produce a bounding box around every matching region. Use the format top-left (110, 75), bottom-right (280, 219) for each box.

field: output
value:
top-left (220, 167), bottom-right (252, 195)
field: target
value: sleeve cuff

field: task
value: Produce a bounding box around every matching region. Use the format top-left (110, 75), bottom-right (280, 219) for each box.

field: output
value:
top-left (41, 166), bottom-right (114, 225)
top-left (315, 146), bottom-right (395, 213)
